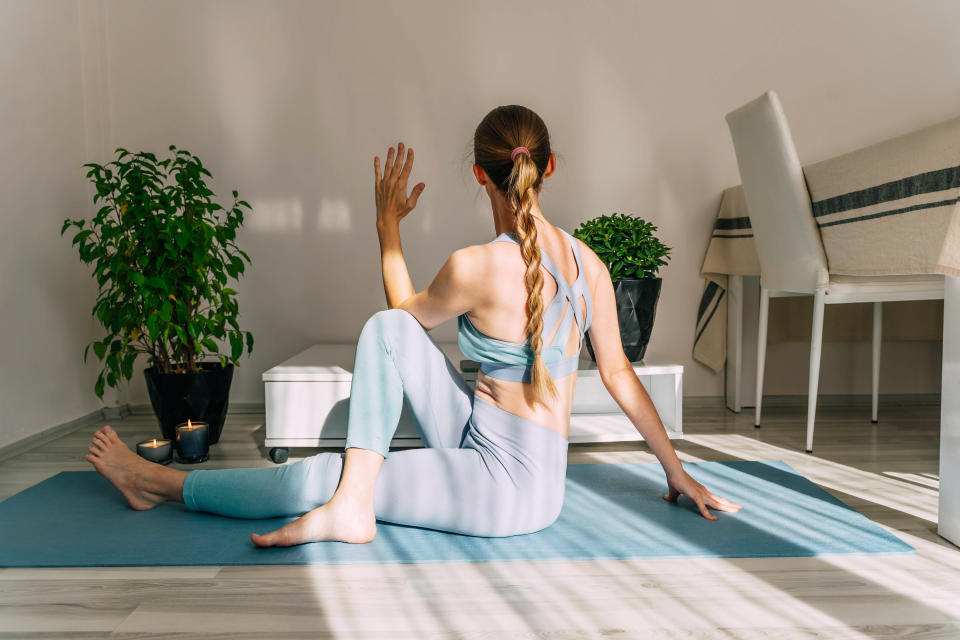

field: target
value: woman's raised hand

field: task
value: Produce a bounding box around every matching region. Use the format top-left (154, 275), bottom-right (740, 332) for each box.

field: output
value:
top-left (664, 469), bottom-right (743, 520)
top-left (374, 141), bottom-right (426, 230)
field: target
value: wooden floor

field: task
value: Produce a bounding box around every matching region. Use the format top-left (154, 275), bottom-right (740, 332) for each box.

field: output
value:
top-left (1, 397), bottom-right (959, 639)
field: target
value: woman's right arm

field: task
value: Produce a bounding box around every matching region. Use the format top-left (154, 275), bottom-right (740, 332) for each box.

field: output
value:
top-left (584, 254), bottom-right (685, 478)
top-left (581, 243), bottom-right (742, 520)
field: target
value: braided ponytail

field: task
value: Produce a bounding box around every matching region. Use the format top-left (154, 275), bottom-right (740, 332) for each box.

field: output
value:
top-left (473, 105), bottom-right (558, 406)
top-left (507, 152), bottom-right (558, 405)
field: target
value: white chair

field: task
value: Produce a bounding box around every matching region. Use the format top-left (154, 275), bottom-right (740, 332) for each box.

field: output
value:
top-left (724, 90), bottom-right (944, 453)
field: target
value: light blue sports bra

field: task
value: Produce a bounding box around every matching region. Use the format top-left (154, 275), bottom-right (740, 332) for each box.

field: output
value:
top-left (457, 228), bottom-right (593, 383)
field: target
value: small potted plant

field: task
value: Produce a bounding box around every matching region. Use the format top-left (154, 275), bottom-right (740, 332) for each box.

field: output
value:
top-left (573, 213), bottom-right (671, 362)
top-left (62, 145), bottom-right (254, 444)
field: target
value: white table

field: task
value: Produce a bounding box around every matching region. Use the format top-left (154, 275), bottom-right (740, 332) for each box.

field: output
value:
top-left (261, 343), bottom-right (682, 462)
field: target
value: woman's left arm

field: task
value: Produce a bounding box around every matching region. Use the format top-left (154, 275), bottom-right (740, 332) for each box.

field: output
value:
top-left (374, 142), bottom-right (479, 330)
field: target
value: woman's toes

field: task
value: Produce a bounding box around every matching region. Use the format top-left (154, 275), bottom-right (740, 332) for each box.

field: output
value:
top-left (251, 529), bottom-right (286, 548)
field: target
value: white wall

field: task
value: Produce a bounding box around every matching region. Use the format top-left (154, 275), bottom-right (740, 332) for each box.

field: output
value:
top-left (3, 1), bottom-right (958, 446)
top-left (0, 2), bottom-right (105, 450)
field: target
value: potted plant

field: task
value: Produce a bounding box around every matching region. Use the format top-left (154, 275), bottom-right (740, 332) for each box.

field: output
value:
top-left (62, 145), bottom-right (254, 444)
top-left (573, 213), bottom-right (671, 362)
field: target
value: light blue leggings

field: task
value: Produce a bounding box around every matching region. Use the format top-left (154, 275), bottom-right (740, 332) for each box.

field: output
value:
top-left (181, 309), bottom-right (569, 537)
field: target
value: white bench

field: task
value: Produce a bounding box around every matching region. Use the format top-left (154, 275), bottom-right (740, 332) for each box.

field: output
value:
top-left (261, 343), bottom-right (682, 463)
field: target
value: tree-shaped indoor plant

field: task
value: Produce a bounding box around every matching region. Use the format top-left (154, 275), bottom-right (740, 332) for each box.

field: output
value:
top-left (61, 145), bottom-right (254, 444)
top-left (573, 213), bottom-right (671, 362)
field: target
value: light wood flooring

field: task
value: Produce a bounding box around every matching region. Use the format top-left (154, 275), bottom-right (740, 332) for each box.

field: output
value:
top-left (1, 397), bottom-right (958, 639)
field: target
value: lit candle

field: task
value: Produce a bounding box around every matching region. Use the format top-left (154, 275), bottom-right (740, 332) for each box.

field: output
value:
top-left (136, 438), bottom-right (173, 465)
top-left (174, 419), bottom-right (210, 464)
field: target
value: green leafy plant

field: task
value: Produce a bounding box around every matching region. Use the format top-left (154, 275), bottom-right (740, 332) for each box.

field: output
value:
top-left (573, 213), bottom-right (671, 280)
top-left (61, 145), bottom-right (254, 399)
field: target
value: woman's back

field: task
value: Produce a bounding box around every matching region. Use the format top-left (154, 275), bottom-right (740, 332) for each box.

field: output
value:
top-left (459, 220), bottom-right (596, 437)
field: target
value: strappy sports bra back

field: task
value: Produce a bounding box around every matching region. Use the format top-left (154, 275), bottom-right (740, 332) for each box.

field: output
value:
top-left (457, 228), bottom-right (593, 383)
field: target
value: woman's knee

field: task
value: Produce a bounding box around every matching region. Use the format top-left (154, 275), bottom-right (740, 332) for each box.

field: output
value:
top-left (361, 308), bottom-right (409, 333)
top-left (360, 308), bottom-right (424, 350)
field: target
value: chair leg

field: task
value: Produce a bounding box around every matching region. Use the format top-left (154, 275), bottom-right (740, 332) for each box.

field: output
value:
top-left (755, 287), bottom-right (770, 428)
top-left (872, 301), bottom-right (882, 423)
top-left (806, 290), bottom-right (826, 453)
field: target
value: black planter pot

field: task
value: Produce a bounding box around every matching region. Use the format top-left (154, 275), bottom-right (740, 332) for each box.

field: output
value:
top-left (143, 363), bottom-right (234, 444)
top-left (585, 277), bottom-right (662, 363)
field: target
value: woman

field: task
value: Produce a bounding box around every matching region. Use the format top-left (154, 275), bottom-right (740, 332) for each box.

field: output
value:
top-left (85, 105), bottom-right (741, 547)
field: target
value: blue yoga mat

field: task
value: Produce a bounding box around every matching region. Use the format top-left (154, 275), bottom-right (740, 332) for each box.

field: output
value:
top-left (0, 460), bottom-right (913, 567)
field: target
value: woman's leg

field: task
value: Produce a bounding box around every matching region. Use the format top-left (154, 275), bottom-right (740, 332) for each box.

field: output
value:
top-left (181, 450), bottom-right (346, 518)
top-left (86, 408), bottom-right (568, 540)
top-left (254, 309), bottom-right (480, 546)
top-left (85, 419), bottom-right (348, 518)
top-left (186, 308), bottom-right (474, 526)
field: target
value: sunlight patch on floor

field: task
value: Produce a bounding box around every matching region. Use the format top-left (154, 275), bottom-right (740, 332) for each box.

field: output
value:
top-left (300, 557), bottom-right (879, 636)
top-left (882, 471), bottom-right (940, 489)
top-left (682, 434), bottom-right (939, 523)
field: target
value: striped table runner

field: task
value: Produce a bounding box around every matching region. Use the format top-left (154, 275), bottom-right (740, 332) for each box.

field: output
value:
top-left (694, 114), bottom-right (959, 372)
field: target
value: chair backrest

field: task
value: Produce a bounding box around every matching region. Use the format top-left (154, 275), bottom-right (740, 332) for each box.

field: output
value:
top-left (725, 90), bottom-right (828, 294)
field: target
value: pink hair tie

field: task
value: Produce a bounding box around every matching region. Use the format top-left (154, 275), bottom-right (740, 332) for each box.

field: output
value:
top-left (511, 146), bottom-right (531, 161)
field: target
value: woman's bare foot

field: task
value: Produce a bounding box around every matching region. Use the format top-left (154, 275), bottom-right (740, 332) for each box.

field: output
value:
top-left (85, 425), bottom-right (166, 511)
top-left (251, 496), bottom-right (377, 547)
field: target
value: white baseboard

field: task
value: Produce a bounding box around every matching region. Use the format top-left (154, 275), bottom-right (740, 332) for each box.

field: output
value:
top-left (0, 402), bottom-right (269, 462)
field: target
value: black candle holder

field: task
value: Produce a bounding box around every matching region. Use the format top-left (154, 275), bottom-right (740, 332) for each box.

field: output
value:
top-left (174, 420), bottom-right (210, 464)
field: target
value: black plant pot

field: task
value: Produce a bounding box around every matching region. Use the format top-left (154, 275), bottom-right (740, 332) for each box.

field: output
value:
top-left (585, 277), bottom-right (662, 363)
top-left (143, 363), bottom-right (234, 445)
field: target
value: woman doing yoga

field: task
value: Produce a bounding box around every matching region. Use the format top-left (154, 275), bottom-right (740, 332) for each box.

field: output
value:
top-left (85, 105), bottom-right (742, 547)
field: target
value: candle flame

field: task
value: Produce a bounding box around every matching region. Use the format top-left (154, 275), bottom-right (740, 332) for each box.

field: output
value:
top-left (178, 420), bottom-right (205, 432)
top-left (152, 438), bottom-right (157, 446)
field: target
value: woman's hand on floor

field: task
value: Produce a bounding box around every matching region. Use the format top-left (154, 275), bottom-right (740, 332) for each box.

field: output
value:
top-left (663, 470), bottom-right (743, 520)
top-left (374, 141), bottom-right (425, 229)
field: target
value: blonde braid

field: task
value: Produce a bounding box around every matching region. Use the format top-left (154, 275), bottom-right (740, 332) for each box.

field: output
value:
top-left (507, 153), bottom-right (558, 406)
